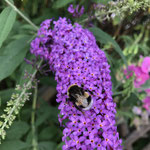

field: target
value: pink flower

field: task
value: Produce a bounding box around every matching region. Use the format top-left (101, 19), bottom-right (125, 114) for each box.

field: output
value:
top-left (124, 65), bottom-right (149, 88)
top-left (143, 96), bottom-right (150, 111)
top-left (141, 57), bottom-right (150, 74)
top-left (145, 89), bottom-right (150, 96)
top-left (134, 67), bottom-right (149, 88)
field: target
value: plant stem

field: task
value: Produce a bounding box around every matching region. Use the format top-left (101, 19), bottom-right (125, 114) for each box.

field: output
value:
top-left (31, 84), bottom-right (38, 150)
top-left (1, 0), bottom-right (42, 132)
top-left (1, 59), bottom-right (43, 131)
top-left (4, 0), bottom-right (39, 31)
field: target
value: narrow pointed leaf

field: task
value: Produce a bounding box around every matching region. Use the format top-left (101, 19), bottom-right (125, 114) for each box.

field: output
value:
top-left (0, 36), bottom-right (30, 81)
top-left (53, 0), bottom-right (74, 9)
top-left (89, 27), bottom-right (127, 67)
top-left (0, 7), bottom-right (16, 48)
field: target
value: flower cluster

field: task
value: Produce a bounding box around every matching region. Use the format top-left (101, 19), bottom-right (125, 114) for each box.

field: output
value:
top-left (68, 4), bottom-right (84, 17)
top-left (30, 17), bottom-right (122, 150)
top-left (124, 57), bottom-right (150, 111)
top-left (94, 0), bottom-right (150, 21)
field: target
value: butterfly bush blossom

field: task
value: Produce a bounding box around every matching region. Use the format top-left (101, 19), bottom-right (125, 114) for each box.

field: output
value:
top-left (68, 4), bottom-right (84, 17)
top-left (124, 57), bottom-right (150, 111)
top-left (30, 18), bottom-right (122, 150)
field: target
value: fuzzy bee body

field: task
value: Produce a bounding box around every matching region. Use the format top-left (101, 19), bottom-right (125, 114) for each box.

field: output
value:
top-left (67, 84), bottom-right (93, 111)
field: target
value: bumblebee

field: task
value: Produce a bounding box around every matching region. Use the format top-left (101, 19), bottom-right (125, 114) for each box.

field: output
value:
top-left (67, 84), bottom-right (93, 111)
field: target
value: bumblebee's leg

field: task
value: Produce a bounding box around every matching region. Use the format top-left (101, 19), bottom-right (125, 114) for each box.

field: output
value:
top-left (81, 84), bottom-right (84, 88)
top-left (75, 105), bottom-right (85, 115)
top-left (87, 90), bottom-right (93, 95)
top-left (74, 104), bottom-right (82, 111)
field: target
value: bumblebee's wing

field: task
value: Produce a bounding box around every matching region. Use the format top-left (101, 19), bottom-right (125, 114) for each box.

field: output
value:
top-left (82, 98), bottom-right (93, 110)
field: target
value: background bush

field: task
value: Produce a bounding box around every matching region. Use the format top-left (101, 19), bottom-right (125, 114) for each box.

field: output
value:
top-left (0, 0), bottom-right (150, 150)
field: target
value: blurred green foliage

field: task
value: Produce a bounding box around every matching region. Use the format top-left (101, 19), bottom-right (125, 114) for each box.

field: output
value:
top-left (0, 0), bottom-right (150, 150)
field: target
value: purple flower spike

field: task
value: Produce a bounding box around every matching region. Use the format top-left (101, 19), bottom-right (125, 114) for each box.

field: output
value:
top-left (68, 4), bottom-right (84, 17)
top-left (30, 17), bottom-right (122, 150)
top-left (68, 4), bottom-right (75, 14)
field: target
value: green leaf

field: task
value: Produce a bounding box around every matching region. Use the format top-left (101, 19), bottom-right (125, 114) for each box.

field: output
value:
top-left (0, 140), bottom-right (29, 150)
top-left (89, 27), bottom-right (127, 67)
top-left (38, 141), bottom-right (56, 150)
top-left (6, 121), bottom-right (29, 140)
top-left (117, 110), bottom-right (133, 119)
top-left (7, 0), bottom-right (14, 4)
top-left (53, 0), bottom-right (74, 9)
top-left (36, 109), bottom-right (51, 127)
top-left (36, 105), bottom-right (59, 127)
top-left (40, 76), bottom-right (57, 87)
top-left (92, 0), bottom-right (111, 5)
top-left (0, 7), bottom-right (16, 48)
top-left (139, 79), bottom-right (150, 91)
top-left (56, 142), bottom-right (65, 150)
top-left (122, 93), bottom-right (139, 108)
top-left (0, 89), bottom-right (14, 104)
top-left (17, 53), bottom-right (35, 86)
top-left (0, 36), bottom-right (30, 81)
top-left (20, 24), bottom-right (37, 31)
top-left (39, 126), bottom-right (59, 141)
top-left (33, 9), bottom-right (59, 25)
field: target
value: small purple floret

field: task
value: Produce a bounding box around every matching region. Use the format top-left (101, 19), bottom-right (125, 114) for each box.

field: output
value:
top-left (68, 4), bottom-right (84, 17)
